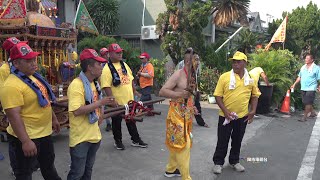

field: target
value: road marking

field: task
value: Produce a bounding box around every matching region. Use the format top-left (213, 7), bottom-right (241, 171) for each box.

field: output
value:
top-left (296, 116), bottom-right (320, 180)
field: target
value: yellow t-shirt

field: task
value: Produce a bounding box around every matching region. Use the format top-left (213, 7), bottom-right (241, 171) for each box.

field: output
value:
top-left (213, 71), bottom-right (261, 118)
top-left (249, 67), bottom-right (264, 86)
top-left (100, 61), bottom-right (134, 105)
top-left (0, 63), bottom-right (10, 87)
top-left (68, 78), bottom-right (102, 147)
top-left (0, 74), bottom-right (53, 139)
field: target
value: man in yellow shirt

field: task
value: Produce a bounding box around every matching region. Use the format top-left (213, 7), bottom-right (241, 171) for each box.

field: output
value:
top-left (249, 67), bottom-right (270, 117)
top-left (0, 43), bottom-right (61, 180)
top-left (100, 47), bottom-right (109, 61)
top-left (101, 43), bottom-right (147, 150)
top-left (0, 37), bottom-right (27, 87)
top-left (99, 47), bottom-right (112, 131)
top-left (67, 49), bottom-right (115, 180)
top-left (212, 51), bottom-right (261, 174)
top-left (249, 67), bottom-right (270, 86)
top-left (1, 37), bottom-right (34, 178)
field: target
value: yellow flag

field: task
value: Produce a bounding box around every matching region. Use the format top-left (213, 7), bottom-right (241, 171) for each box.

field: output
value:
top-left (265, 16), bottom-right (288, 51)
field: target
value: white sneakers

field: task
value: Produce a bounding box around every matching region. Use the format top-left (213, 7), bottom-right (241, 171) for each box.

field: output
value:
top-left (213, 163), bottom-right (245, 174)
top-left (213, 164), bottom-right (222, 174)
top-left (230, 163), bottom-right (245, 172)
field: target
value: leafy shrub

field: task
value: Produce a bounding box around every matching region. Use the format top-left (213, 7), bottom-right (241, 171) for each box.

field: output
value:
top-left (202, 43), bottom-right (232, 73)
top-left (248, 49), bottom-right (303, 108)
top-left (199, 65), bottom-right (221, 96)
top-left (149, 58), bottom-right (168, 93)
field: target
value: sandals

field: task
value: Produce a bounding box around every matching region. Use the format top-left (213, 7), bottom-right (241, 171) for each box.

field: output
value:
top-left (298, 118), bottom-right (307, 122)
top-left (309, 114), bottom-right (317, 118)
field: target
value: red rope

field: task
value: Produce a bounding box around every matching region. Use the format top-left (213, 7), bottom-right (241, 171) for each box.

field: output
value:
top-left (123, 100), bottom-right (154, 123)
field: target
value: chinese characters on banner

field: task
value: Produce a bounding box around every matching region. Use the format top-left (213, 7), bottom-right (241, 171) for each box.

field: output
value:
top-left (265, 16), bottom-right (288, 51)
top-left (36, 26), bottom-right (71, 38)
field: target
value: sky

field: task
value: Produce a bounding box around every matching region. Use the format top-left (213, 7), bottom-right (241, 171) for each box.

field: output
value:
top-left (249, 0), bottom-right (320, 26)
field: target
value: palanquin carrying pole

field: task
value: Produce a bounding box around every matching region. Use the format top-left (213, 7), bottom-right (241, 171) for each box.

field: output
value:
top-left (102, 98), bottom-right (166, 122)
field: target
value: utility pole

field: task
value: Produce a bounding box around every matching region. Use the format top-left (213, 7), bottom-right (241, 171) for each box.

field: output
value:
top-left (266, 13), bottom-right (274, 24)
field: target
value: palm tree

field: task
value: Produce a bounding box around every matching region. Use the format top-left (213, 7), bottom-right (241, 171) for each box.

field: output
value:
top-left (235, 28), bottom-right (258, 54)
top-left (211, 0), bottom-right (250, 27)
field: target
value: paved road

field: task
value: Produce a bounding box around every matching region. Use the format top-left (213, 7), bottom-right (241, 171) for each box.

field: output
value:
top-left (0, 101), bottom-right (319, 180)
top-left (216, 113), bottom-right (319, 180)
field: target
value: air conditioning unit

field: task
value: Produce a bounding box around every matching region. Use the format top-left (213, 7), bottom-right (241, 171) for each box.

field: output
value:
top-left (141, 25), bottom-right (159, 40)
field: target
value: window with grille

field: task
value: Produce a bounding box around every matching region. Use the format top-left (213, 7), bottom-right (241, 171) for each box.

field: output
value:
top-left (125, 38), bottom-right (141, 49)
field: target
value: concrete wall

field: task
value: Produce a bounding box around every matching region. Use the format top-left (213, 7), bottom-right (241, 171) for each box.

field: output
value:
top-left (116, 0), bottom-right (166, 59)
top-left (117, 0), bottom-right (166, 35)
top-left (64, 0), bottom-right (76, 25)
top-left (140, 39), bottom-right (163, 60)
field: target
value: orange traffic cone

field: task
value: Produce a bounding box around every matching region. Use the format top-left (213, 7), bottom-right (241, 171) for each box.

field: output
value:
top-left (280, 90), bottom-right (291, 114)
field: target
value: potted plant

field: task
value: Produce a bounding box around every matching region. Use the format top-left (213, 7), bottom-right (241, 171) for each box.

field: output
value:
top-left (249, 49), bottom-right (302, 112)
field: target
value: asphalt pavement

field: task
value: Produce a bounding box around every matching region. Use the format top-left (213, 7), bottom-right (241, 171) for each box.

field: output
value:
top-left (0, 99), bottom-right (319, 180)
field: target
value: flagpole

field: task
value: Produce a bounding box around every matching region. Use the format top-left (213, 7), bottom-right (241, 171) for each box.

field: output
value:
top-left (24, 0), bottom-right (27, 12)
top-left (74, 0), bottom-right (82, 29)
top-left (283, 15), bottom-right (288, 50)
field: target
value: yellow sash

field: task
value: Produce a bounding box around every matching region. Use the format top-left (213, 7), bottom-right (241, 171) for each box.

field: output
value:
top-left (166, 97), bottom-right (194, 152)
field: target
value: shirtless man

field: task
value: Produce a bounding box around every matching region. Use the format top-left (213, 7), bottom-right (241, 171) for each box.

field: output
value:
top-left (159, 48), bottom-right (196, 180)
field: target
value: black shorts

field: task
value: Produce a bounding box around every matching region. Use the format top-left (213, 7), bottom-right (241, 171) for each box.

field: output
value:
top-left (301, 91), bottom-right (316, 105)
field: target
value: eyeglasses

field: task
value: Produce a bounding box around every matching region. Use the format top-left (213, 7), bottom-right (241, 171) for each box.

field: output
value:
top-left (115, 52), bottom-right (123, 55)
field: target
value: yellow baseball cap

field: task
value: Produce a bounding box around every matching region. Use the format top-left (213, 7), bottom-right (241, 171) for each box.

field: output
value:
top-left (228, 51), bottom-right (247, 62)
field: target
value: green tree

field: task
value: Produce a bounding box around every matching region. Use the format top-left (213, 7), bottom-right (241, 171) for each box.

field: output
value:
top-left (86, 0), bottom-right (120, 35)
top-left (211, 0), bottom-right (250, 27)
top-left (235, 28), bottom-right (258, 54)
top-left (156, 0), bottom-right (212, 65)
top-left (156, 0), bottom-right (250, 65)
top-left (268, 2), bottom-right (320, 59)
top-left (149, 58), bottom-right (168, 93)
top-left (202, 40), bottom-right (231, 73)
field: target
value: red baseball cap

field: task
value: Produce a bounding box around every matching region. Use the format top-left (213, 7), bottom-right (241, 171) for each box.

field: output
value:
top-left (80, 49), bottom-right (107, 62)
top-left (2, 37), bottom-right (28, 51)
top-left (108, 43), bottom-right (123, 53)
top-left (10, 43), bottom-right (40, 60)
top-left (100, 47), bottom-right (109, 56)
top-left (139, 52), bottom-right (150, 60)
